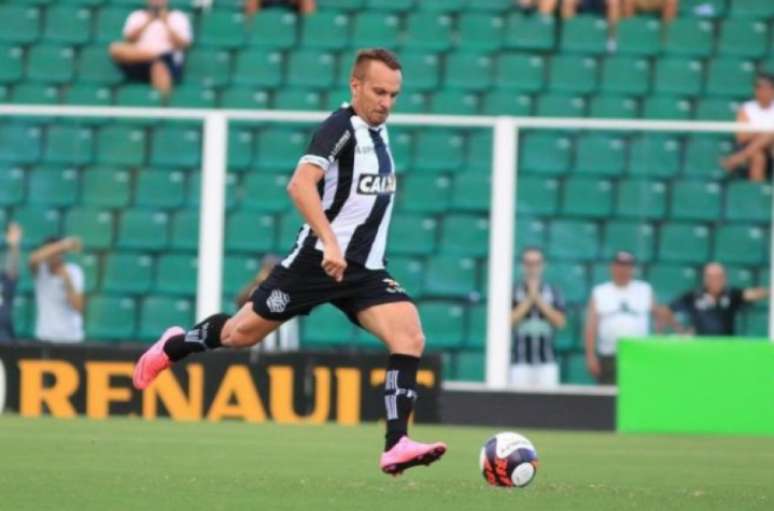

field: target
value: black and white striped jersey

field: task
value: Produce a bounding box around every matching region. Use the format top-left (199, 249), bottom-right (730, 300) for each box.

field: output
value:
top-left (282, 106), bottom-right (396, 270)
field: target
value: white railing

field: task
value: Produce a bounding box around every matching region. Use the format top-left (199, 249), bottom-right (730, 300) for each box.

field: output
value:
top-left (1, 104), bottom-right (773, 390)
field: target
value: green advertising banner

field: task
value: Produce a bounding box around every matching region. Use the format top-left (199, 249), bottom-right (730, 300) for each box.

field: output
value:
top-left (618, 338), bottom-right (774, 436)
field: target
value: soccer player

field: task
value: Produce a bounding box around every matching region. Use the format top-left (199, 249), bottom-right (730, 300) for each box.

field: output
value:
top-left (133, 48), bottom-right (446, 475)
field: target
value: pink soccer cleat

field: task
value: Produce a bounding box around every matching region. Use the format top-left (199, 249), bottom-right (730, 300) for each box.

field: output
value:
top-left (132, 326), bottom-right (184, 390)
top-left (379, 436), bottom-right (447, 476)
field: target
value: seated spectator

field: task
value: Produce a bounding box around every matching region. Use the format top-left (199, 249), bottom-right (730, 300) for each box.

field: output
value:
top-left (0, 223), bottom-right (22, 342)
top-left (622, 0), bottom-right (678, 22)
top-left (516, 0), bottom-right (560, 17)
top-left (664, 262), bottom-right (768, 336)
top-left (509, 247), bottom-right (566, 388)
top-left (244, 0), bottom-right (316, 16)
top-left (109, 0), bottom-right (192, 98)
top-left (722, 74), bottom-right (774, 183)
top-left (29, 237), bottom-right (85, 344)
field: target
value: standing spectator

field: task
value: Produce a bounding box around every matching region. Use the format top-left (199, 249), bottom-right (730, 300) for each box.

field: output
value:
top-left (109, 0), bottom-right (192, 98)
top-left (0, 223), bottom-right (22, 342)
top-left (509, 247), bottom-right (566, 388)
top-left (721, 74), bottom-right (774, 182)
top-left (244, 0), bottom-right (316, 16)
top-left (584, 251), bottom-right (656, 384)
top-left (621, 0), bottom-right (678, 22)
top-left (29, 237), bottom-right (85, 344)
top-left (664, 262), bottom-right (768, 336)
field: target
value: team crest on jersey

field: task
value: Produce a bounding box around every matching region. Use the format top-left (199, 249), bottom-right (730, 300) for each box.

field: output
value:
top-left (383, 278), bottom-right (406, 294)
top-left (266, 289), bottom-right (290, 313)
top-left (357, 174), bottom-right (396, 195)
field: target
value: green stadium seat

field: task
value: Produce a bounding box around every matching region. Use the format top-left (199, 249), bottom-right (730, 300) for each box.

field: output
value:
top-left (451, 172), bottom-right (489, 212)
top-left (365, 0), bottom-right (413, 11)
top-left (642, 96), bottom-right (692, 119)
top-left (13, 207), bottom-right (61, 250)
top-left (286, 50), bottom-right (336, 89)
top-left (185, 49), bottom-right (231, 87)
top-left (95, 7), bottom-right (132, 44)
top-left (240, 173), bottom-right (291, 213)
top-left (445, 52), bottom-right (494, 91)
top-left (535, 94), bottom-right (587, 117)
top-left (520, 132), bottom-right (573, 175)
top-left (458, 13), bottom-right (505, 51)
top-left (300, 10), bottom-right (350, 50)
top-left (64, 85), bottom-right (113, 105)
top-left (423, 255), bottom-right (478, 299)
top-left (156, 253), bottom-right (197, 296)
top-left (387, 128), bottom-right (412, 173)
top-left (302, 304), bottom-right (354, 347)
top-left (679, 0), bottom-right (726, 17)
top-left (628, 135), bottom-right (681, 178)
top-left (726, 265), bottom-right (755, 289)
top-left (648, 263), bottom-right (699, 303)
top-left (683, 135), bottom-right (731, 178)
top-left (617, 17), bottom-right (661, 56)
top-left (695, 98), bottom-right (740, 120)
top-left (169, 210), bottom-right (198, 251)
top-left (706, 58), bottom-right (755, 97)
top-left (64, 208), bottom-right (113, 250)
top-left (26, 45), bottom-right (75, 84)
top-left (232, 50), bottom-right (283, 88)
top-left (725, 182), bottom-right (771, 223)
top-left (602, 221), bottom-right (655, 262)
top-left (226, 127), bottom-right (255, 171)
top-left (548, 55), bottom-right (599, 94)
top-left (13, 294), bottom-right (33, 339)
top-left (554, 306), bottom-right (581, 352)
top-left (72, 252), bottom-right (98, 294)
top-left (516, 217), bottom-right (547, 250)
top-left (663, 18), bottom-right (714, 57)
top-left (573, 133), bottom-right (626, 176)
top-left (563, 353), bottom-right (595, 385)
top-left (730, 0), bottom-right (774, 18)
top-left (412, 130), bottom-right (464, 173)
top-left (0, 6), bottom-right (41, 44)
top-left (117, 209), bottom-right (169, 251)
top-left (393, 90), bottom-right (429, 113)
top-left (399, 52), bottom-right (440, 91)
top-left (403, 12), bottom-right (453, 51)
top-left (255, 127), bottom-right (308, 170)
top-left (670, 180), bottom-right (722, 221)
top-left (43, 6), bottom-right (93, 44)
top-left (150, 125), bottom-right (201, 168)
top-left (740, 310), bottom-right (768, 337)
top-left (44, 124), bottom-right (94, 165)
top-left (659, 223), bottom-right (710, 264)
top-left (517, 176), bottom-right (559, 216)
top-left (589, 96), bottom-right (639, 118)
top-left (81, 167), bottom-right (131, 208)
top-left (199, 10), bottom-right (247, 49)
top-left (220, 86), bottom-right (272, 109)
top-left (561, 178), bottom-right (613, 218)
top-left (247, 9), bottom-right (298, 49)
top-left (388, 214), bottom-right (437, 256)
top-left (223, 255), bottom-right (261, 296)
top-left (168, 87), bottom-right (217, 109)
top-left (429, 91), bottom-right (481, 115)
top-left (187, 172), bottom-right (237, 211)
top-left (396, 175), bottom-right (451, 213)
top-left (548, 220), bottom-right (599, 261)
top-left (417, 0), bottom-right (465, 12)
top-left (654, 58), bottom-right (704, 96)
top-left (418, 301), bottom-right (466, 349)
top-left (439, 214), bottom-right (489, 257)
top-left (86, 295), bottom-right (137, 341)
top-left (482, 91), bottom-right (533, 116)
top-left (714, 225), bottom-right (767, 265)
top-left (319, 0), bottom-right (363, 7)
top-left (494, 53), bottom-right (545, 92)
top-left (138, 296), bottom-right (194, 342)
top-left (102, 252), bottom-right (154, 295)
top-left (544, 262), bottom-right (589, 304)
top-left (77, 45), bottom-right (123, 85)
top-left (0, 124), bottom-right (42, 164)
top-left (115, 84), bottom-right (162, 107)
top-left (504, 12), bottom-right (555, 51)
top-left (615, 179), bottom-right (667, 220)
top-left (27, 167), bottom-right (79, 207)
top-left (464, 130), bottom-right (492, 174)
top-left (0, 46), bottom-right (23, 83)
top-left (600, 56), bottom-right (651, 96)
top-left (10, 83), bottom-right (60, 104)
top-left (464, 303), bottom-right (485, 349)
top-left (352, 12), bottom-right (400, 49)
top-left (225, 211), bottom-right (277, 253)
top-left (561, 15), bottom-right (608, 54)
top-left (386, 256), bottom-right (424, 296)
top-left (135, 170), bottom-right (186, 209)
top-left (0, 84), bottom-right (9, 103)
top-left (454, 351), bottom-right (484, 382)
top-left (0, 167), bottom-right (25, 207)
top-left (717, 20), bottom-right (768, 58)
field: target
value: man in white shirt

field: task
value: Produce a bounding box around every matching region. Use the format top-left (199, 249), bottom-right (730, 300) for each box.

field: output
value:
top-left (584, 251), bottom-right (658, 384)
top-left (109, 0), bottom-right (193, 97)
top-left (29, 237), bottom-right (85, 344)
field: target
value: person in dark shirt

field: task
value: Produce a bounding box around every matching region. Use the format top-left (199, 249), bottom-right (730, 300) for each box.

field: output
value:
top-left (0, 223), bottom-right (22, 342)
top-left (666, 262), bottom-right (768, 336)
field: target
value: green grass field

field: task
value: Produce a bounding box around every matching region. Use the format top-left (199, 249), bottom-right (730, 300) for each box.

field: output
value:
top-left (1, 415), bottom-right (772, 511)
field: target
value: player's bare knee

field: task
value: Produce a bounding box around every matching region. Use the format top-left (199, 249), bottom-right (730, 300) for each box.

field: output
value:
top-left (391, 330), bottom-right (425, 356)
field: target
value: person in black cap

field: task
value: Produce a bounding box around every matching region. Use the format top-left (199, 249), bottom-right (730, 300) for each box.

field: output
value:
top-left (663, 262), bottom-right (767, 336)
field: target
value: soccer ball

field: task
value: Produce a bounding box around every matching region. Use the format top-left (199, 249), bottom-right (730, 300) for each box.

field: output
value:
top-left (479, 432), bottom-right (539, 488)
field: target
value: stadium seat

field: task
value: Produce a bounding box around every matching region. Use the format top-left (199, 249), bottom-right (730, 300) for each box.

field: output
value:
top-left (239, 173), bottom-right (290, 213)
top-left (116, 209), bottom-right (169, 251)
top-left (44, 124), bottom-right (94, 165)
top-left (560, 15), bottom-right (608, 54)
top-left (536, 94), bottom-right (587, 117)
top-left (600, 56), bottom-right (651, 96)
top-left (717, 19), bottom-right (768, 58)
top-left (418, 301), bottom-right (466, 349)
top-left (726, 265), bottom-right (755, 288)
top-left (617, 17), bottom-right (661, 56)
top-left (10, 83), bottom-right (60, 104)
top-left (658, 223), bottom-right (710, 264)
top-left (454, 351), bottom-right (485, 382)
top-left (226, 126), bottom-right (255, 171)
top-left (517, 176), bottom-right (559, 216)
top-left (155, 253), bottom-right (197, 296)
top-left (725, 182), bottom-right (771, 223)
top-left (188, 171), bottom-right (238, 211)
top-left (352, 12), bottom-right (400, 49)
top-left (573, 133), bottom-right (626, 176)
top-left (561, 178), bottom-right (613, 218)
top-left (451, 172), bottom-right (490, 212)
top-left (12, 294), bottom-right (33, 339)
top-left (504, 12), bottom-right (555, 51)
top-left (642, 96), bottom-right (693, 120)
top-left (389, 214), bottom-right (437, 256)
top-left (12, 207), bottom-right (61, 249)
top-left (223, 255), bottom-right (261, 296)
top-left (102, 252), bottom-right (154, 294)
top-left (64, 85), bottom-right (113, 106)
top-left (679, 0), bottom-right (726, 17)
top-left (429, 91), bottom-right (481, 115)
top-left (247, 9), bottom-right (298, 49)
top-left (439, 214), bottom-right (489, 257)
top-left (392, 90), bottom-right (429, 113)
top-left (548, 55), bottom-right (599, 94)
top-left (544, 262), bottom-right (589, 304)
top-left (115, 84), bottom-right (163, 107)
top-left (168, 87), bottom-right (217, 109)
top-left (169, 209), bottom-right (198, 252)
top-left (714, 225), bottom-right (767, 265)
top-left (81, 167), bottom-right (131, 208)
top-left (740, 310), bottom-right (768, 337)
top-left (27, 167), bottom-right (79, 207)
top-left (386, 256), bottom-right (424, 296)
top-left (402, 12), bottom-right (453, 51)
top-left (694, 98), bottom-right (740, 121)
top-left (286, 50), bottom-right (336, 89)
top-left (683, 135), bottom-right (731, 178)
top-left (0, 167), bottom-right (25, 207)
top-left (365, 0), bottom-right (413, 11)
top-left (0, 6), bottom-right (41, 44)
top-left (199, 10), bottom-right (247, 48)
top-left (647, 263), bottom-right (699, 303)
top-left (520, 132), bottom-right (573, 175)
top-left (43, 6), bottom-right (93, 44)
top-left (729, 0), bottom-right (774, 18)
top-left (662, 18), bottom-right (714, 57)
top-left (465, 130), bottom-right (493, 174)
top-left (278, 209), bottom-right (304, 250)
top-left (150, 125), bottom-right (201, 168)
top-left (388, 128), bottom-right (413, 173)
top-left (563, 353), bottom-right (595, 384)
top-left (220, 87), bottom-right (272, 109)
top-left (64, 207), bottom-right (113, 250)
top-left (413, 130), bottom-right (464, 173)
top-left (318, 0), bottom-right (365, 10)
top-left (74, 252), bottom-right (99, 294)
top-left (493, 53), bottom-right (545, 92)
top-left (398, 52), bottom-right (441, 91)
top-left (302, 304), bottom-right (354, 347)
top-left (255, 127), bottom-right (309, 170)
top-left (396, 175), bottom-right (451, 214)
top-left (135, 170), bottom-right (186, 210)
top-left (77, 45), bottom-right (123, 85)
top-left (138, 296), bottom-right (194, 342)
top-left (589, 96), bottom-right (639, 118)
top-left (516, 217), bottom-right (547, 250)
top-left (706, 58), bottom-right (755, 97)
top-left (423, 255), bottom-right (478, 299)
top-left (300, 10), bottom-right (350, 50)
top-left (225, 211), bottom-right (277, 253)
top-left (26, 45), bottom-right (75, 84)
top-left (417, 0), bottom-right (466, 12)
top-left (0, 46), bottom-right (23, 83)
top-left (628, 135), bottom-right (681, 178)
top-left (602, 221), bottom-right (655, 262)
top-left (232, 49), bottom-right (284, 88)
top-left (0, 124), bottom-right (42, 164)
top-left (654, 58), bottom-right (704, 96)
top-left (670, 180), bottom-right (722, 221)
top-left (465, 303), bottom-right (486, 349)
top-left (458, 13), bottom-right (505, 51)
top-left (96, 124), bottom-right (147, 166)
top-left (86, 295), bottom-right (136, 341)
top-left (95, 7), bottom-right (132, 43)
top-left (185, 49), bottom-right (232, 88)
top-left (445, 52), bottom-right (494, 91)
top-left (615, 179), bottom-right (667, 220)
top-left (548, 220), bottom-right (599, 261)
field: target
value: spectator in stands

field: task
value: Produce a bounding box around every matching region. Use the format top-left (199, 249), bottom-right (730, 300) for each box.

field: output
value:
top-left (0, 223), bottom-right (23, 342)
top-left (663, 262), bottom-right (768, 336)
top-left (109, 0), bottom-right (193, 98)
top-left (29, 237), bottom-right (85, 344)
top-left (516, 0), bottom-right (560, 17)
top-left (584, 251), bottom-right (657, 384)
top-left (621, 0), bottom-right (678, 22)
top-left (721, 74), bottom-right (774, 183)
top-left (510, 247), bottom-right (566, 388)
top-left (244, 0), bottom-right (316, 16)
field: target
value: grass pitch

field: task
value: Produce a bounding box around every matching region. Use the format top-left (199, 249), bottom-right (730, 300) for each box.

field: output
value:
top-left (0, 415), bottom-right (772, 511)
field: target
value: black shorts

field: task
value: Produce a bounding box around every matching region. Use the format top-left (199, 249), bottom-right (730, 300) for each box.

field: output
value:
top-left (251, 247), bottom-right (412, 326)
top-left (117, 52), bottom-right (183, 84)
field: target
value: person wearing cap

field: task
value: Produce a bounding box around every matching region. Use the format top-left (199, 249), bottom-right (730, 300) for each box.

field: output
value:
top-left (663, 262), bottom-right (767, 336)
top-left (584, 251), bottom-right (656, 384)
